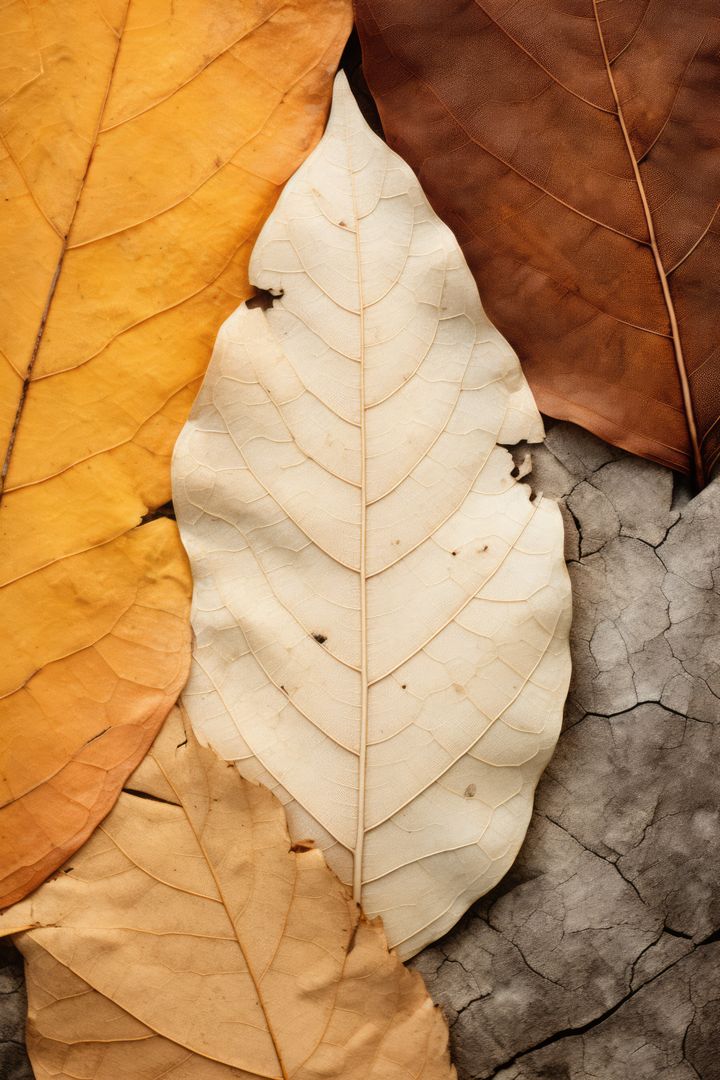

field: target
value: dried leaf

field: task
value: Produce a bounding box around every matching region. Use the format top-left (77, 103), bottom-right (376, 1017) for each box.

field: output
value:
top-left (0, 0), bottom-right (351, 906)
top-left (172, 73), bottom-right (572, 958)
top-left (354, 0), bottom-right (720, 485)
top-left (2, 709), bottom-right (454, 1080)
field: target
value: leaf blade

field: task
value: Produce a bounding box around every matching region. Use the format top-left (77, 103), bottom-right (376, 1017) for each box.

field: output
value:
top-left (354, 0), bottom-right (720, 483)
top-left (173, 73), bottom-right (572, 958)
top-left (0, 0), bottom-right (351, 906)
top-left (5, 709), bottom-right (455, 1080)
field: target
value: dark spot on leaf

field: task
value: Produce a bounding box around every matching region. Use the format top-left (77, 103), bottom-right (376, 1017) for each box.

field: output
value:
top-left (214, 155), bottom-right (222, 168)
top-left (339, 219), bottom-right (347, 227)
top-left (280, 684), bottom-right (287, 694)
top-left (124, 788), bottom-right (180, 807)
top-left (464, 784), bottom-right (477, 798)
top-left (478, 544), bottom-right (489, 553)
top-left (401, 684), bottom-right (407, 690)
top-left (63, 867), bottom-right (74, 874)
top-left (139, 501), bottom-right (175, 526)
top-left (451, 550), bottom-right (457, 556)
top-left (313, 633), bottom-right (327, 644)
top-left (347, 917), bottom-right (362, 953)
top-left (176, 738), bottom-right (188, 749)
top-left (81, 727), bottom-right (111, 749)
top-left (290, 839), bottom-right (315, 853)
top-left (247, 287), bottom-right (284, 311)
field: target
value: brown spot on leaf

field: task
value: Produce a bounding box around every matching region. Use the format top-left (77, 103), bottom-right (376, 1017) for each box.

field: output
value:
top-left (139, 501), bottom-right (175, 526)
top-left (290, 839), bottom-right (315, 853)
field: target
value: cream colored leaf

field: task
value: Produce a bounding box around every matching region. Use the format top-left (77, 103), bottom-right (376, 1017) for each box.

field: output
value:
top-left (172, 72), bottom-right (572, 959)
top-left (3, 709), bottom-right (454, 1080)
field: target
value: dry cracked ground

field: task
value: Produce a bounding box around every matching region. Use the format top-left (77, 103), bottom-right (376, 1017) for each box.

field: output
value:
top-left (1, 420), bottom-right (719, 1080)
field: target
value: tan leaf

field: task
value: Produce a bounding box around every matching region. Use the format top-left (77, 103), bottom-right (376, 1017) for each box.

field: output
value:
top-left (172, 73), bottom-right (573, 958)
top-left (3, 708), bottom-right (455, 1080)
top-left (0, 0), bottom-right (351, 906)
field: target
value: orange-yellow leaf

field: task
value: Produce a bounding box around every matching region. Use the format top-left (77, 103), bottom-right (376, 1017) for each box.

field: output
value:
top-left (0, 0), bottom-right (351, 906)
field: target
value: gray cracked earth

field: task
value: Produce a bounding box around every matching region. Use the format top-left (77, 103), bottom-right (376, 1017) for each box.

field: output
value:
top-left (1, 420), bottom-right (718, 1079)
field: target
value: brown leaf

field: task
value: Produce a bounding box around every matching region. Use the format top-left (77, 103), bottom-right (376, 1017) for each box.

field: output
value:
top-left (2, 710), bottom-right (455, 1080)
top-left (354, 0), bottom-right (720, 485)
top-left (0, 0), bottom-right (350, 907)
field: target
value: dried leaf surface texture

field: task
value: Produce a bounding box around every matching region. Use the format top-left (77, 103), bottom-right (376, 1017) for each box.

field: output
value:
top-left (173, 73), bottom-right (572, 959)
top-left (354, 0), bottom-right (720, 484)
top-left (3, 710), bottom-right (455, 1080)
top-left (0, 0), bottom-right (351, 906)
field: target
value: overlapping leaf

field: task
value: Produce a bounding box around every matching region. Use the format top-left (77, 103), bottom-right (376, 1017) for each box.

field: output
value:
top-left (354, 0), bottom-right (720, 484)
top-left (173, 73), bottom-right (572, 958)
top-left (0, 0), bottom-right (351, 906)
top-left (2, 709), bottom-right (454, 1080)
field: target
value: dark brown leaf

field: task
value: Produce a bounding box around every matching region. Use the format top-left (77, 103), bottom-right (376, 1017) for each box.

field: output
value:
top-left (354, 0), bottom-right (720, 485)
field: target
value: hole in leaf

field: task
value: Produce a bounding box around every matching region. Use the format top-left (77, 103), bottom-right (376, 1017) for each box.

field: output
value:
top-left (247, 287), bottom-right (284, 311)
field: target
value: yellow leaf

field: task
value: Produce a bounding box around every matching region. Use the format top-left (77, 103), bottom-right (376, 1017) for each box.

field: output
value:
top-left (3, 709), bottom-right (455, 1080)
top-left (0, 0), bottom-right (351, 906)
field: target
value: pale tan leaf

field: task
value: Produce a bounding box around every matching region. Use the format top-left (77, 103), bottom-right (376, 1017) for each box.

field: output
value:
top-left (172, 72), bottom-right (573, 959)
top-left (3, 709), bottom-right (454, 1080)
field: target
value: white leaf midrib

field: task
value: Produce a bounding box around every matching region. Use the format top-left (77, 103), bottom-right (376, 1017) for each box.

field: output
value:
top-left (347, 101), bottom-right (370, 903)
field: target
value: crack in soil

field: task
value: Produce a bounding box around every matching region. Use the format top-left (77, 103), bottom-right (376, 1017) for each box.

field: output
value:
top-left (477, 933), bottom-right (720, 1079)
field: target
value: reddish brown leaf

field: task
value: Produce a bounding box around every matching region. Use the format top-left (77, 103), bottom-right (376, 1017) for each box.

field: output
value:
top-left (354, 0), bottom-right (720, 485)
